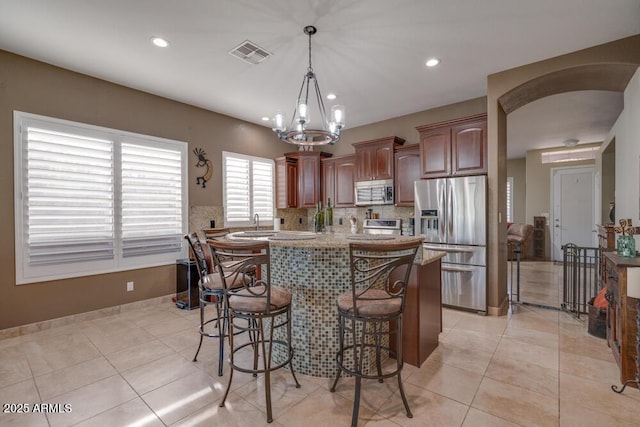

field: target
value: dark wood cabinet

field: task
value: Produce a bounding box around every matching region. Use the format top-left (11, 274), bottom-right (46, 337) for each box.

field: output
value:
top-left (416, 114), bottom-right (487, 179)
top-left (322, 154), bottom-right (355, 207)
top-left (532, 216), bottom-right (546, 260)
top-left (597, 224), bottom-right (616, 287)
top-left (394, 145), bottom-right (421, 206)
top-left (275, 157), bottom-right (297, 209)
top-left (353, 136), bottom-right (404, 181)
top-left (604, 253), bottom-right (640, 388)
top-left (276, 152), bottom-right (330, 209)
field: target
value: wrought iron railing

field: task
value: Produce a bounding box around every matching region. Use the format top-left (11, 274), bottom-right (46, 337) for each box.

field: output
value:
top-left (561, 243), bottom-right (600, 319)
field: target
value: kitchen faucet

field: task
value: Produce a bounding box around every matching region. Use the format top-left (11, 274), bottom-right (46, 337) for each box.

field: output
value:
top-left (254, 213), bottom-right (259, 231)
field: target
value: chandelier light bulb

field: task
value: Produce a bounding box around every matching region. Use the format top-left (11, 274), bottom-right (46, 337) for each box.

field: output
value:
top-left (332, 105), bottom-right (345, 127)
top-left (272, 112), bottom-right (286, 132)
top-left (297, 101), bottom-right (308, 123)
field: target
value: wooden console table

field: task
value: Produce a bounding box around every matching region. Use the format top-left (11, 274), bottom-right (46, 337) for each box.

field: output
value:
top-left (603, 252), bottom-right (640, 388)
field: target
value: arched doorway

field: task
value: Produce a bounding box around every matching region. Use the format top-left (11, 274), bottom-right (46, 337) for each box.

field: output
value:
top-left (485, 34), bottom-right (640, 315)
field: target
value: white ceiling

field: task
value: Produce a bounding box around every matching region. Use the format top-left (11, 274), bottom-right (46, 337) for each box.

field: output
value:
top-left (1, 0), bottom-right (638, 158)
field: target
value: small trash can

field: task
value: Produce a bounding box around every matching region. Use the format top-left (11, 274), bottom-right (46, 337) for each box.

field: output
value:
top-left (587, 297), bottom-right (606, 339)
top-left (175, 259), bottom-right (200, 310)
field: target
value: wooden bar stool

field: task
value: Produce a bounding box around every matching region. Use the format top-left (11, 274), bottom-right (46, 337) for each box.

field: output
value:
top-left (210, 239), bottom-right (300, 423)
top-left (330, 240), bottom-right (421, 427)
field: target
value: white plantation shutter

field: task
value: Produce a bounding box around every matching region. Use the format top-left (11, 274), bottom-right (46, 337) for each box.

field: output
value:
top-left (253, 160), bottom-right (274, 220)
top-left (121, 142), bottom-right (183, 257)
top-left (14, 112), bottom-right (188, 284)
top-left (225, 156), bottom-right (251, 222)
top-left (223, 152), bottom-right (274, 226)
top-left (25, 127), bottom-right (115, 265)
top-left (506, 177), bottom-right (514, 223)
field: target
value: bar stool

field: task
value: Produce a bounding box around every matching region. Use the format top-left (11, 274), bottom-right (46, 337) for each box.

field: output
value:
top-left (184, 232), bottom-right (247, 376)
top-left (330, 240), bottom-right (421, 427)
top-left (210, 239), bottom-right (300, 423)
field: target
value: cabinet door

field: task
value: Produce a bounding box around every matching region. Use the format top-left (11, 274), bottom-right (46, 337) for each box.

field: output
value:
top-left (335, 156), bottom-right (355, 207)
top-left (394, 148), bottom-right (420, 206)
top-left (373, 143), bottom-right (394, 180)
top-left (419, 128), bottom-right (451, 178)
top-left (286, 161), bottom-right (298, 208)
top-left (355, 147), bottom-right (373, 181)
top-left (321, 158), bottom-right (336, 205)
top-left (451, 120), bottom-right (487, 175)
top-left (275, 157), bottom-right (296, 209)
top-left (297, 154), bottom-right (320, 208)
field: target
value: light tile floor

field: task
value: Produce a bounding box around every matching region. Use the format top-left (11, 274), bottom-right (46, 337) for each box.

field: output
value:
top-left (509, 261), bottom-right (564, 309)
top-left (1, 265), bottom-right (639, 427)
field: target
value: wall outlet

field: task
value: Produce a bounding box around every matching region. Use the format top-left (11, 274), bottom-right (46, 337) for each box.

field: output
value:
top-left (280, 218), bottom-right (285, 224)
top-left (126, 281), bottom-right (134, 292)
top-left (339, 217), bottom-right (343, 225)
top-left (299, 217), bottom-right (303, 224)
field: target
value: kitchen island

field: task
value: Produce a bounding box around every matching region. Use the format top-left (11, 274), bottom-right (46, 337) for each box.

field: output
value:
top-left (228, 232), bottom-right (444, 377)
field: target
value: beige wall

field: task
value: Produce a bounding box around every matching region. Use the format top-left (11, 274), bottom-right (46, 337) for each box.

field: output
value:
top-left (0, 50), bottom-right (294, 330)
top-left (335, 97), bottom-right (487, 155)
top-left (487, 35), bottom-right (640, 313)
top-left (3, 34), bottom-right (640, 329)
top-left (506, 158), bottom-right (526, 224)
top-left (609, 69), bottom-right (640, 249)
top-left (0, 50), bottom-right (486, 330)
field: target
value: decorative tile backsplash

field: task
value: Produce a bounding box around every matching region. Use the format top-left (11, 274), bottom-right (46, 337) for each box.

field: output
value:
top-left (189, 205), bottom-right (415, 235)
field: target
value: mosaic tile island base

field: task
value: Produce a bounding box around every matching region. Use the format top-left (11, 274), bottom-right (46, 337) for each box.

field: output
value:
top-left (229, 232), bottom-right (444, 377)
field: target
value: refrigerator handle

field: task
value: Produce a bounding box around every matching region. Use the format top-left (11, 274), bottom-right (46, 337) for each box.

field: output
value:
top-left (443, 265), bottom-right (476, 273)
top-left (439, 180), bottom-right (446, 238)
top-left (447, 180), bottom-right (453, 237)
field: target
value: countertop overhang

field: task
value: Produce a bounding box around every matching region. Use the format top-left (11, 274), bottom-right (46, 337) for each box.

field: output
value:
top-left (226, 231), bottom-right (445, 265)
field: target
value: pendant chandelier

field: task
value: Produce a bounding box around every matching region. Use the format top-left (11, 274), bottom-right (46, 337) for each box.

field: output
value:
top-left (272, 25), bottom-right (345, 146)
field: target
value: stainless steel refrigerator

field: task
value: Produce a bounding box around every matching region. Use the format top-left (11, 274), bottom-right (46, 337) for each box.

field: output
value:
top-left (414, 176), bottom-right (487, 312)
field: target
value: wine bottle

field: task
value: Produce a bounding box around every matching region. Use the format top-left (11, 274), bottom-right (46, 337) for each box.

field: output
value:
top-left (318, 201), bottom-right (324, 232)
top-left (325, 198), bottom-right (333, 227)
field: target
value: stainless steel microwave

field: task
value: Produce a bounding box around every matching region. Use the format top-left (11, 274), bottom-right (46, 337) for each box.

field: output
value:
top-left (355, 179), bottom-right (394, 206)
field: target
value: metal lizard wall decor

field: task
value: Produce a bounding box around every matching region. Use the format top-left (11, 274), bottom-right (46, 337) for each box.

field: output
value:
top-left (193, 148), bottom-right (212, 188)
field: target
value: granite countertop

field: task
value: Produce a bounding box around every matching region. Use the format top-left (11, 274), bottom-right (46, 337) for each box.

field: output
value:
top-left (226, 231), bottom-right (445, 265)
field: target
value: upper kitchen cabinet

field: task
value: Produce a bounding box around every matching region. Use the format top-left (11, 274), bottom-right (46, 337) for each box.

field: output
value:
top-left (276, 151), bottom-right (331, 209)
top-left (416, 114), bottom-right (487, 179)
top-left (322, 154), bottom-right (356, 207)
top-left (394, 145), bottom-right (421, 206)
top-left (275, 157), bottom-right (297, 209)
top-left (353, 136), bottom-right (405, 181)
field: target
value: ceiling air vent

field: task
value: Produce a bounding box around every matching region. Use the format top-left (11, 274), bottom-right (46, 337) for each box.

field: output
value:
top-left (228, 40), bottom-right (271, 65)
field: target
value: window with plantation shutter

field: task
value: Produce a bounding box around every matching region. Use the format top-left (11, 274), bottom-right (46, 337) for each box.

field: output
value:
top-left (121, 142), bottom-right (183, 257)
top-left (223, 151), bottom-right (274, 226)
top-left (24, 127), bottom-right (115, 266)
top-left (14, 111), bottom-right (188, 284)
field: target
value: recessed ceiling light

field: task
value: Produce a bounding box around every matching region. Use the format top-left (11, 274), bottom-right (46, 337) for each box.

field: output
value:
top-left (425, 58), bottom-right (440, 67)
top-left (261, 116), bottom-right (270, 122)
top-left (151, 37), bottom-right (169, 48)
top-left (327, 93), bottom-right (337, 100)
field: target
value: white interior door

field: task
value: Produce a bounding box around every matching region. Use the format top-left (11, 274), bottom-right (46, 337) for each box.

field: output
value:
top-left (551, 166), bottom-right (596, 261)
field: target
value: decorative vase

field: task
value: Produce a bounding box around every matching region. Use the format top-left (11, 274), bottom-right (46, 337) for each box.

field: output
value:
top-left (617, 235), bottom-right (636, 257)
top-left (608, 202), bottom-right (615, 223)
